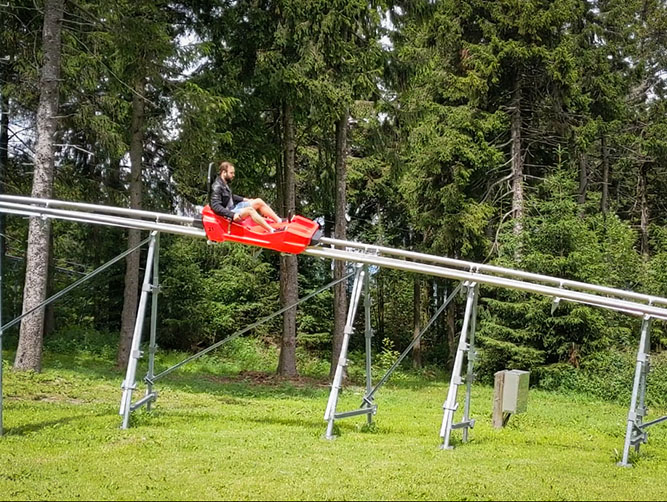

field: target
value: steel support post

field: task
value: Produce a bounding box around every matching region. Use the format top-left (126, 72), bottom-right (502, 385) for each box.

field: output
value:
top-left (0, 227), bottom-right (3, 436)
top-left (324, 265), bottom-right (366, 439)
top-left (145, 233), bottom-right (160, 412)
top-left (363, 265), bottom-right (373, 426)
top-left (618, 315), bottom-right (653, 467)
top-left (0, 324), bottom-right (3, 437)
top-left (635, 322), bottom-right (651, 454)
top-left (119, 232), bottom-right (158, 429)
top-left (462, 284), bottom-right (479, 442)
top-left (440, 282), bottom-right (478, 449)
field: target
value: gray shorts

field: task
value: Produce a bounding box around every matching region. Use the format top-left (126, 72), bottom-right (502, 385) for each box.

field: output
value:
top-left (232, 201), bottom-right (252, 214)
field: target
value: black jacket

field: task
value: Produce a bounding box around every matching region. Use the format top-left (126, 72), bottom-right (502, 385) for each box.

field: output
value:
top-left (210, 175), bottom-right (244, 220)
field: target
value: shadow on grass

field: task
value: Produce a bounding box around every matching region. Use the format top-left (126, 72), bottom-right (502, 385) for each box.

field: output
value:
top-left (154, 407), bottom-right (326, 432)
top-left (145, 365), bottom-right (448, 403)
top-left (157, 371), bottom-right (331, 400)
top-left (3, 408), bottom-right (114, 436)
top-left (6, 348), bottom-right (448, 408)
top-left (140, 404), bottom-right (380, 438)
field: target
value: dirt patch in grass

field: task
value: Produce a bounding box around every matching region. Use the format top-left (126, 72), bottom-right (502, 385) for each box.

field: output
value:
top-left (5, 394), bottom-right (88, 405)
top-left (205, 370), bottom-right (330, 388)
top-left (35, 394), bottom-right (87, 405)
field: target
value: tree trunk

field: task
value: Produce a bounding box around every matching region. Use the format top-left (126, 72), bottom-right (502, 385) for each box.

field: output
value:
top-left (0, 73), bottom-right (8, 297)
top-left (376, 271), bottom-right (384, 342)
top-left (412, 276), bottom-right (422, 369)
top-left (277, 101), bottom-right (298, 377)
top-left (44, 230), bottom-right (56, 337)
top-left (117, 77), bottom-right (145, 369)
top-left (445, 298), bottom-right (457, 371)
top-left (638, 163), bottom-right (650, 257)
top-left (510, 74), bottom-right (524, 259)
top-left (601, 134), bottom-right (609, 214)
top-left (14, 0), bottom-right (65, 372)
top-left (0, 79), bottom-right (8, 175)
top-left (578, 152), bottom-right (588, 205)
top-left (330, 110), bottom-right (349, 379)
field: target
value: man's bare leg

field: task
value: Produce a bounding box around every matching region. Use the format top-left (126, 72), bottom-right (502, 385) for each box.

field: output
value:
top-left (249, 198), bottom-right (282, 223)
top-left (236, 207), bottom-right (274, 232)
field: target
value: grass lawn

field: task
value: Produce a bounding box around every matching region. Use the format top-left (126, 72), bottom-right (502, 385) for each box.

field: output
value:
top-left (0, 348), bottom-right (666, 501)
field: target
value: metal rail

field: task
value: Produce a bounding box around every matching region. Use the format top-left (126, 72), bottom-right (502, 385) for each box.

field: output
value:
top-left (0, 201), bottom-right (205, 238)
top-left (2, 197), bottom-right (667, 321)
top-left (303, 247), bottom-right (667, 321)
top-left (0, 194), bottom-right (198, 225)
top-left (319, 237), bottom-right (667, 307)
top-left (3, 195), bottom-right (663, 309)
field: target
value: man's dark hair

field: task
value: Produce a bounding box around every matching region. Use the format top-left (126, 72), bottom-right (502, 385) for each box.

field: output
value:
top-left (219, 161), bottom-right (234, 174)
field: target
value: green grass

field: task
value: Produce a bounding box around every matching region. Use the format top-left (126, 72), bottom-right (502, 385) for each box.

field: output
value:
top-left (1, 347), bottom-right (666, 501)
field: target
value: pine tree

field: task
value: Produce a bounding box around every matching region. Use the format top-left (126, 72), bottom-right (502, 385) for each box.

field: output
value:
top-left (14, 0), bottom-right (66, 371)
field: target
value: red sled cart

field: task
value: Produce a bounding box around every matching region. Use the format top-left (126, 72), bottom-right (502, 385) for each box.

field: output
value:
top-left (199, 205), bottom-right (322, 254)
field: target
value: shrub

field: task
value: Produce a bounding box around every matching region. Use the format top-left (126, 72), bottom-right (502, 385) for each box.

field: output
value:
top-left (44, 325), bottom-right (118, 358)
top-left (535, 349), bottom-right (667, 407)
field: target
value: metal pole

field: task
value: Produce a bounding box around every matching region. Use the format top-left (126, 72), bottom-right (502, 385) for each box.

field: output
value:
top-left (207, 162), bottom-right (214, 202)
top-left (4, 196), bottom-right (667, 313)
top-left (3, 195), bottom-right (667, 312)
top-left (618, 315), bottom-right (652, 467)
top-left (120, 232), bottom-right (158, 429)
top-left (4, 198), bottom-right (667, 319)
top-left (0, 233), bottom-right (150, 437)
top-left (146, 233), bottom-right (160, 412)
top-left (440, 282), bottom-right (477, 449)
top-left (324, 265), bottom-right (365, 439)
top-left (635, 322), bottom-right (651, 454)
top-left (0, 221), bottom-right (3, 436)
top-left (363, 265), bottom-right (373, 425)
top-left (462, 284), bottom-right (479, 442)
